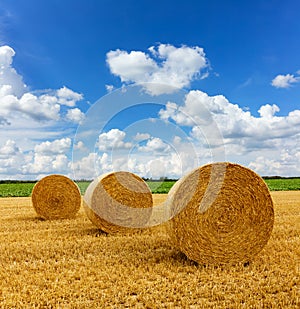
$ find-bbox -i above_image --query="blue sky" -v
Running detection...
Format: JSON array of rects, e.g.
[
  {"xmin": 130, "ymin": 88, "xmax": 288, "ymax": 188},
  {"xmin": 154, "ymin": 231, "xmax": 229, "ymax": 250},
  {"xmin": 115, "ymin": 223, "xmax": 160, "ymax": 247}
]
[{"xmin": 0, "ymin": 0, "xmax": 300, "ymax": 179}]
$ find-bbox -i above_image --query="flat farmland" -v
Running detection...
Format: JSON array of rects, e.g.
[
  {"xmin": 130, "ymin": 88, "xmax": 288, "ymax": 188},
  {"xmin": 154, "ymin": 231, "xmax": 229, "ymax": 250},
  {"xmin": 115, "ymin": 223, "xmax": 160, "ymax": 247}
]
[
  {"xmin": 0, "ymin": 192, "xmax": 299, "ymax": 308},
  {"xmin": 1, "ymin": 177, "xmax": 300, "ymax": 197},
  {"xmin": 0, "ymin": 181, "xmax": 175, "ymax": 197}
]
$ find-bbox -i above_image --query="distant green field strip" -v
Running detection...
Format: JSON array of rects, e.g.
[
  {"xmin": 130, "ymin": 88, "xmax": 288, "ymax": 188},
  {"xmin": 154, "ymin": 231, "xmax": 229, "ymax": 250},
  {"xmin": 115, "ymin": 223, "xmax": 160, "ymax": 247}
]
[
  {"xmin": 0, "ymin": 181, "xmax": 177, "ymax": 197},
  {"xmin": 0, "ymin": 183, "xmax": 35, "ymax": 197},
  {"xmin": 264, "ymin": 178, "xmax": 300, "ymax": 191},
  {"xmin": 146, "ymin": 181, "xmax": 175, "ymax": 193},
  {"xmin": 76, "ymin": 181, "xmax": 175, "ymax": 195},
  {"xmin": 0, "ymin": 179, "xmax": 300, "ymax": 197},
  {"xmin": 75, "ymin": 182, "xmax": 90, "ymax": 195}
]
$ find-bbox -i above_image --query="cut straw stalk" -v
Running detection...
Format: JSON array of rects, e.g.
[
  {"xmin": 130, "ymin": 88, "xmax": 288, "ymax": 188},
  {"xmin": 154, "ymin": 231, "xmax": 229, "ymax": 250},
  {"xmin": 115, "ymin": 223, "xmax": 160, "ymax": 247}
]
[
  {"xmin": 31, "ymin": 174, "xmax": 81, "ymax": 220},
  {"xmin": 167, "ymin": 162, "xmax": 274, "ymax": 264},
  {"xmin": 83, "ymin": 171, "xmax": 153, "ymax": 234}
]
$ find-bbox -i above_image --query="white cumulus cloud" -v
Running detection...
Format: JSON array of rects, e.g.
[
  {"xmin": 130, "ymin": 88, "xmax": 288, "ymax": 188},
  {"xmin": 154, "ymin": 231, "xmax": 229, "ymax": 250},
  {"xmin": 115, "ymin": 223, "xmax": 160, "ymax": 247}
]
[
  {"xmin": 106, "ymin": 43, "xmax": 209, "ymax": 95},
  {"xmin": 0, "ymin": 45, "xmax": 85, "ymax": 125},
  {"xmin": 18, "ymin": 93, "xmax": 61, "ymax": 121},
  {"xmin": 249, "ymin": 148, "xmax": 300, "ymax": 176},
  {"xmin": 0, "ymin": 45, "xmax": 27, "ymax": 97},
  {"xmin": 107, "ymin": 49, "xmax": 157, "ymax": 82},
  {"xmin": 138, "ymin": 137, "xmax": 171, "ymax": 153},
  {"xmin": 159, "ymin": 89, "xmax": 300, "ymax": 154},
  {"xmin": 56, "ymin": 86, "xmax": 83, "ymax": 107},
  {"xmin": 52, "ymin": 154, "xmax": 69, "ymax": 171},
  {"xmin": 22, "ymin": 152, "xmax": 70, "ymax": 177},
  {"xmin": 258, "ymin": 104, "xmax": 280, "ymax": 118},
  {"xmin": 22, "ymin": 138, "xmax": 73, "ymax": 177},
  {"xmin": 73, "ymin": 141, "xmax": 86, "ymax": 152},
  {"xmin": 97, "ymin": 129, "xmax": 132, "ymax": 151},
  {"xmin": 0, "ymin": 139, "xmax": 20, "ymax": 155},
  {"xmin": 127, "ymin": 152, "xmax": 184, "ymax": 180},
  {"xmin": 66, "ymin": 108, "xmax": 85, "ymax": 124},
  {"xmin": 70, "ymin": 152, "xmax": 112, "ymax": 179},
  {"xmin": 134, "ymin": 132, "xmax": 151, "ymax": 141},
  {"xmin": 271, "ymin": 73, "xmax": 300, "ymax": 88},
  {"xmin": 34, "ymin": 137, "xmax": 72, "ymax": 155}
]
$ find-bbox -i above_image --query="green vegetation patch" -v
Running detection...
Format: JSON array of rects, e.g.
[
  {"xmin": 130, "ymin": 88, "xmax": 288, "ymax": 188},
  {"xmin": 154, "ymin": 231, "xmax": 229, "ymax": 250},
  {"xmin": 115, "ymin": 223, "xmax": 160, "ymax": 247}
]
[
  {"xmin": 75, "ymin": 181, "xmax": 91, "ymax": 195},
  {"xmin": 0, "ymin": 183, "xmax": 36, "ymax": 197},
  {"xmin": 146, "ymin": 181, "xmax": 176, "ymax": 194},
  {"xmin": 1, "ymin": 178, "xmax": 300, "ymax": 197},
  {"xmin": 263, "ymin": 178, "xmax": 300, "ymax": 191},
  {"xmin": 76, "ymin": 180, "xmax": 176, "ymax": 195}
]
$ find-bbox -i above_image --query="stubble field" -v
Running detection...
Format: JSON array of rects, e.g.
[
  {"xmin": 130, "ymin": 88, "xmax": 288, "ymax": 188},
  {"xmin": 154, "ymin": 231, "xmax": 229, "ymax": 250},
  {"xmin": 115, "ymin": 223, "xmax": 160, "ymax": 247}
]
[{"xmin": 0, "ymin": 192, "xmax": 299, "ymax": 308}]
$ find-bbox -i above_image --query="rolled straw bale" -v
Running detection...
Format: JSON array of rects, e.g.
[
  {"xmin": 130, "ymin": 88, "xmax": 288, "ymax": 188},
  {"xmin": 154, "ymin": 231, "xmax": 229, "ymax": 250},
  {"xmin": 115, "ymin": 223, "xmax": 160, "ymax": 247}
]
[
  {"xmin": 83, "ymin": 171, "xmax": 153, "ymax": 234},
  {"xmin": 31, "ymin": 174, "xmax": 81, "ymax": 220},
  {"xmin": 166, "ymin": 162, "xmax": 274, "ymax": 264}
]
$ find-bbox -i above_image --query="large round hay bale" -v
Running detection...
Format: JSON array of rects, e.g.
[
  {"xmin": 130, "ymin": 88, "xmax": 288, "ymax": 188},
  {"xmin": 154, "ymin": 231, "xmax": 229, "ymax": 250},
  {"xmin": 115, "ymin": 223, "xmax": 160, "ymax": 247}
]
[
  {"xmin": 31, "ymin": 174, "xmax": 81, "ymax": 220},
  {"xmin": 83, "ymin": 171, "xmax": 153, "ymax": 234},
  {"xmin": 166, "ymin": 162, "xmax": 274, "ymax": 264}
]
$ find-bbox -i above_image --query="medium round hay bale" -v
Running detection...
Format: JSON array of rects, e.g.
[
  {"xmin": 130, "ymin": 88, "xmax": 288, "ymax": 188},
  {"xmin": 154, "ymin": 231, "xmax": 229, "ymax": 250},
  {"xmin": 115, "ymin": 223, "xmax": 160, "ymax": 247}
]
[
  {"xmin": 31, "ymin": 174, "xmax": 81, "ymax": 220},
  {"xmin": 83, "ymin": 171, "xmax": 153, "ymax": 234},
  {"xmin": 167, "ymin": 162, "xmax": 274, "ymax": 264}
]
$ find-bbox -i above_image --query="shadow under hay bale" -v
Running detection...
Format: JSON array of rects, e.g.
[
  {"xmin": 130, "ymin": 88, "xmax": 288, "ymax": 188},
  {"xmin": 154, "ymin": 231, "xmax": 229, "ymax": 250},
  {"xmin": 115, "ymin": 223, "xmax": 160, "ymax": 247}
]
[
  {"xmin": 166, "ymin": 162, "xmax": 274, "ymax": 265},
  {"xmin": 83, "ymin": 171, "xmax": 153, "ymax": 234},
  {"xmin": 31, "ymin": 174, "xmax": 81, "ymax": 220}
]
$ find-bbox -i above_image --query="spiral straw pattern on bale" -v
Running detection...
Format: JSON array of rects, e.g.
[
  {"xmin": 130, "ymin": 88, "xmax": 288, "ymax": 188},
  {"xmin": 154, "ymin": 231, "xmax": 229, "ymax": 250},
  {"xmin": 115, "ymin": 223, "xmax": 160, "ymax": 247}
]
[
  {"xmin": 83, "ymin": 171, "xmax": 153, "ymax": 234},
  {"xmin": 167, "ymin": 162, "xmax": 274, "ymax": 265},
  {"xmin": 31, "ymin": 174, "xmax": 81, "ymax": 220}
]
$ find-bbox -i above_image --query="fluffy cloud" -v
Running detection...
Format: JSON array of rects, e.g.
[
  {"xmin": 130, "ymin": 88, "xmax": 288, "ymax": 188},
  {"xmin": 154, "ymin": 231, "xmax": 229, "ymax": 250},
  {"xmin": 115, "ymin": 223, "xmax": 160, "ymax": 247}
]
[
  {"xmin": 0, "ymin": 45, "xmax": 27, "ymax": 97},
  {"xmin": 0, "ymin": 139, "xmax": 20, "ymax": 155},
  {"xmin": 158, "ymin": 89, "xmax": 300, "ymax": 170},
  {"xmin": 69, "ymin": 87, "xmax": 300, "ymax": 179},
  {"xmin": 0, "ymin": 137, "xmax": 76, "ymax": 178},
  {"xmin": 106, "ymin": 44, "xmax": 209, "ymax": 95},
  {"xmin": 71, "ymin": 131, "xmax": 200, "ymax": 179},
  {"xmin": 0, "ymin": 140, "xmax": 28, "ymax": 179},
  {"xmin": 22, "ymin": 138, "xmax": 73, "ymax": 177},
  {"xmin": 127, "ymin": 152, "xmax": 185, "ymax": 180},
  {"xmin": 134, "ymin": 132, "xmax": 151, "ymax": 141},
  {"xmin": 0, "ymin": 139, "xmax": 28, "ymax": 179},
  {"xmin": 0, "ymin": 45, "xmax": 96, "ymax": 179},
  {"xmin": 271, "ymin": 73, "xmax": 300, "ymax": 88},
  {"xmin": 66, "ymin": 108, "xmax": 85, "ymax": 124},
  {"xmin": 71, "ymin": 152, "xmax": 113, "ymax": 179},
  {"xmin": 138, "ymin": 137, "xmax": 171, "ymax": 153},
  {"xmin": 2, "ymin": 43, "xmax": 300, "ymax": 179},
  {"xmin": 34, "ymin": 138, "xmax": 71, "ymax": 155},
  {"xmin": 107, "ymin": 50, "xmax": 157, "ymax": 82},
  {"xmin": 97, "ymin": 129, "xmax": 132, "ymax": 151},
  {"xmin": 258, "ymin": 104, "xmax": 280, "ymax": 118},
  {"xmin": 160, "ymin": 90, "xmax": 300, "ymax": 142},
  {"xmin": 17, "ymin": 93, "xmax": 60, "ymax": 121},
  {"xmin": 71, "ymin": 152, "xmax": 97, "ymax": 179},
  {"xmin": 249, "ymin": 148, "xmax": 300, "ymax": 176},
  {"xmin": 73, "ymin": 141, "xmax": 87, "ymax": 152},
  {"xmin": 52, "ymin": 154, "xmax": 69, "ymax": 170},
  {"xmin": 24, "ymin": 153, "xmax": 55, "ymax": 175},
  {"xmin": 0, "ymin": 88, "xmax": 83, "ymax": 123},
  {"xmin": 56, "ymin": 86, "xmax": 83, "ymax": 107},
  {"xmin": 0, "ymin": 45, "xmax": 84, "ymax": 125}
]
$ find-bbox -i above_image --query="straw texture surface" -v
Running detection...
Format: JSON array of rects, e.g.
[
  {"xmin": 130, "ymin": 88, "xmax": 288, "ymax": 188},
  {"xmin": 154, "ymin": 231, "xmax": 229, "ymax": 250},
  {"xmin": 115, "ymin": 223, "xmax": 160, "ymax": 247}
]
[
  {"xmin": 83, "ymin": 171, "xmax": 153, "ymax": 234},
  {"xmin": 31, "ymin": 174, "xmax": 81, "ymax": 220},
  {"xmin": 167, "ymin": 162, "xmax": 274, "ymax": 264}
]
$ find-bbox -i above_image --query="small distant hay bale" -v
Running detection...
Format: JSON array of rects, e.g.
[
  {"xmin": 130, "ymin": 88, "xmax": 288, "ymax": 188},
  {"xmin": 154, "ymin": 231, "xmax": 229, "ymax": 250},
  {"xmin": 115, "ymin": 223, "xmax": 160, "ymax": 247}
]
[
  {"xmin": 83, "ymin": 171, "xmax": 153, "ymax": 234},
  {"xmin": 31, "ymin": 174, "xmax": 81, "ymax": 220},
  {"xmin": 166, "ymin": 162, "xmax": 274, "ymax": 264}
]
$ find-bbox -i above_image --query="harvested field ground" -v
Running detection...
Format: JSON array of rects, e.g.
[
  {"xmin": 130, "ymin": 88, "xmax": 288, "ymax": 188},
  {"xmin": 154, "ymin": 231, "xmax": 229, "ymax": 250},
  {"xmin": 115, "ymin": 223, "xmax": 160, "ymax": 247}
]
[{"xmin": 0, "ymin": 192, "xmax": 299, "ymax": 308}]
